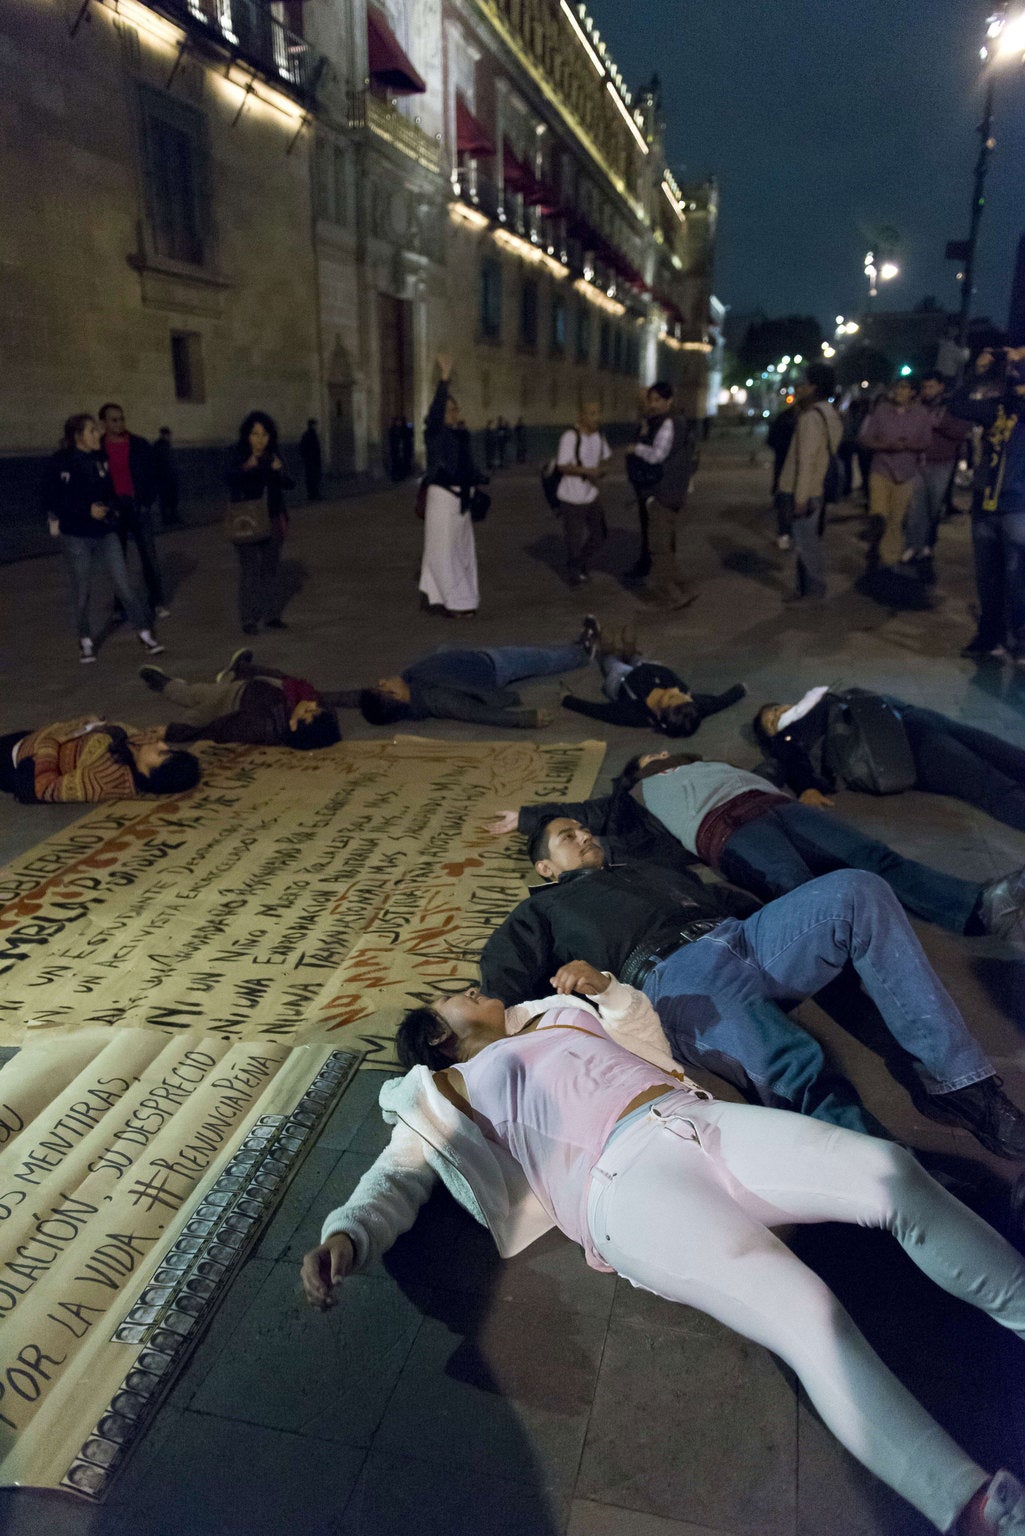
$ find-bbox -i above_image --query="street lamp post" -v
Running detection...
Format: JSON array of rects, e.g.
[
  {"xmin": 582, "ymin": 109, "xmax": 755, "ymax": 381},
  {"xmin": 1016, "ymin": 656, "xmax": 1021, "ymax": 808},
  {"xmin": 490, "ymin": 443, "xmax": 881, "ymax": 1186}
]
[{"xmin": 951, "ymin": 5, "xmax": 1025, "ymax": 346}]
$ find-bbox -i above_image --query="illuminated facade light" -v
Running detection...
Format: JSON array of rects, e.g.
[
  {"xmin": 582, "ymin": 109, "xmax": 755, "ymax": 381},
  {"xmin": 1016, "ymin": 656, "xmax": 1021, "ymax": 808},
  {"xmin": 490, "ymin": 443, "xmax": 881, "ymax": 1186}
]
[
  {"xmin": 494, "ymin": 225, "xmax": 569, "ymax": 278},
  {"xmin": 661, "ymin": 179, "xmax": 686, "ymax": 223},
  {"xmin": 574, "ymin": 277, "xmax": 626, "ymax": 315},
  {"xmin": 222, "ymin": 64, "xmax": 306, "ymax": 121},
  {"xmin": 109, "ymin": 0, "xmax": 185, "ymax": 48},
  {"xmin": 449, "ymin": 202, "xmax": 490, "ymax": 230},
  {"xmin": 606, "ymin": 80, "xmax": 649, "ymax": 154},
  {"xmin": 560, "ymin": 0, "xmax": 606, "ymax": 75}
]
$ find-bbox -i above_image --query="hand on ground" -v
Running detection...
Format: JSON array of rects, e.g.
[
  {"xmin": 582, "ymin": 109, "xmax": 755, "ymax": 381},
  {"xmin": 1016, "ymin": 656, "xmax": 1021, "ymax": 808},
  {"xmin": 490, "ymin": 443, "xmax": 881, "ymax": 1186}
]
[
  {"xmin": 799, "ymin": 788, "xmax": 834, "ymax": 808},
  {"xmin": 300, "ymin": 1232, "xmax": 355, "ymax": 1309},
  {"xmin": 484, "ymin": 810, "xmax": 518, "ymax": 835}
]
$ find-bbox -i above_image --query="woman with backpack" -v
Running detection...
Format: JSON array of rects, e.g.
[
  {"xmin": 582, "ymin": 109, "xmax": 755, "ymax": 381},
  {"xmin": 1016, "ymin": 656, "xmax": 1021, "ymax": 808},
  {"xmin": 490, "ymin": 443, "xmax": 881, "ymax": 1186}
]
[{"xmin": 776, "ymin": 362, "xmax": 842, "ymax": 604}]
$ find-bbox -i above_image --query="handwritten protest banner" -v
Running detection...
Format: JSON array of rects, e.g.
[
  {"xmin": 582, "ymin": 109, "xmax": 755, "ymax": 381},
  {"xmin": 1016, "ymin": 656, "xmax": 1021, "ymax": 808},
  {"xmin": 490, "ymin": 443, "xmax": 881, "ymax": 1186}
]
[
  {"xmin": 0, "ymin": 738, "xmax": 602, "ymax": 1060},
  {"xmin": 0, "ymin": 1025, "xmax": 353, "ymax": 1491}
]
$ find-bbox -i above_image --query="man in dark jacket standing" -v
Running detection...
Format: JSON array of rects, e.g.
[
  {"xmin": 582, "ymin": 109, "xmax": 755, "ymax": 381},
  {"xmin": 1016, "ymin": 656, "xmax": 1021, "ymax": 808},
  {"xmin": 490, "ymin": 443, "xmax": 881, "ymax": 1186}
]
[
  {"xmin": 626, "ymin": 382, "xmax": 696, "ymax": 608},
  {"xmin": 99, "ymin": 403, "xmax": 167, "ymax": 618},
  {"xmin": 951, "ymin": 347, "xmax": 1025, "ymax": 663},
  {"xmin": 299, "ymin": 419, "xmax": 323, "ymax": 500},
  {"xmin": 477, "ymin": 819, "xmax": 1025, "ymax": 1156},
  {"xmin": 903, "ymin": 373, "xmax": 970, "ymax": 577}
]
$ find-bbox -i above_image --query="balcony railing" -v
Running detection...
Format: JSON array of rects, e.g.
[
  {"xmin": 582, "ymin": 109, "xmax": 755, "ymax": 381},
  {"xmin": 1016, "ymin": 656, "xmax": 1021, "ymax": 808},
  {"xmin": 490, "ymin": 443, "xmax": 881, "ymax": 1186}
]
[
  {"xmin": 347, "ymin": 89, "xmax": 442, "ymax": 175},
  {"xmin": 155, "ymin": 0, "xmax": 318, "ymax": 98}
]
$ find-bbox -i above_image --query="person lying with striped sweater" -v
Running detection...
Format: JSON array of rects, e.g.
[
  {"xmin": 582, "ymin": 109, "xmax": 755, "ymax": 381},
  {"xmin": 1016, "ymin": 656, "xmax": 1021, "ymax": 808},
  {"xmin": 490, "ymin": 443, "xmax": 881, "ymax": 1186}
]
[{"xmin": 0, "ymin": 717, "xmax": 200, "ymax": 803}]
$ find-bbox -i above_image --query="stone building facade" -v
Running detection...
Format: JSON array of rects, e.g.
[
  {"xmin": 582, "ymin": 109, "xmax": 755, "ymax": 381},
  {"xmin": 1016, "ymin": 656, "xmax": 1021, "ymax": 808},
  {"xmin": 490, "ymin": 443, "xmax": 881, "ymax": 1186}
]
[{"xmin": 0, "ymin": 0, "xmax": 719, "ymax": 541}]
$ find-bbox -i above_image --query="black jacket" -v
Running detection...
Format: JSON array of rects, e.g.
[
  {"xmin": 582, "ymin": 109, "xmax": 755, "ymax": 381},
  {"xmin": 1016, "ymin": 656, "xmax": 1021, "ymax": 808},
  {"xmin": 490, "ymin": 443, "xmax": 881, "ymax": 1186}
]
[
  {"xmin": 226, "ymin": 453, "xmax": 294, "ymax": 529},
  {"xmin": 41, "ymin": 449, "xmax": 117, "ymax": 540},
  {"xmin": 479, "ymin": 860, "xmax": 756, "ymax": 1005},
  {"xmin": 516, "ymin": 778, "xmax": 697, "ymax": 872},
  {"xmin": 758, "ymin": 697, "xmax": 835, "ymax": 796},
  {"xmin": 423, "ymin": 382, "xmax": 483, "ymax": 502},
  {"xmin": 563, "ymin": 665, "xmax": 745, "ymax": 734}
]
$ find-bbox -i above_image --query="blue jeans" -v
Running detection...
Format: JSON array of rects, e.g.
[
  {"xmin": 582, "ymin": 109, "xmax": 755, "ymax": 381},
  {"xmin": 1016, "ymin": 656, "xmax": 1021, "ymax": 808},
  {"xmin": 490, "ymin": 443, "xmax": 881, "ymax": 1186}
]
[
  {"xmin": 644, "ymin": 871, "xmax": 992, "ymax": 1132},
  {"xmin": 480, "ymin": 643, "xmax": 590, "ymax": 689},
  {"xmin": 62, "ymin": 532, "xmax": 147, "ymax": 637},
  {"xmin": 886, "ymin": 701, "xmax": 1025, "ymax": 834},
  {"xmin": 905, "ymin": 462, "xmax": 953, "ymax": 553},
  {"xmin": 970, "ymin": 508, "xmax": 1025, "ymax": 654},
  {"xmin": 719, "ymin": 801, "xmax": 981, "ymax": 934}
]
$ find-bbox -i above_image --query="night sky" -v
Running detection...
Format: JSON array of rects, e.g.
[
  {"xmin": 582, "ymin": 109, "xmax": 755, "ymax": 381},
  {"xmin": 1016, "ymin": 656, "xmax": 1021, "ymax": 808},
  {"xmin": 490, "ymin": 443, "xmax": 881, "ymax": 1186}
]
[{"xmin": 586, "ymin": 0, "xmax": 1025, "ymax": 330}]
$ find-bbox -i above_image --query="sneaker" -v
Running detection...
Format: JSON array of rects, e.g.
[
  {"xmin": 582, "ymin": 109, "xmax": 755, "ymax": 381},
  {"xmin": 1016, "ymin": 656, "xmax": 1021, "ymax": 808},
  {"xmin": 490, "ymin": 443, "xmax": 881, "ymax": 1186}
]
[
  {"xmin": 139, "ymin": 665, "xmax": 170, "ymax": 692},
  {"xmin": 137, "ymin": 630, "xmax": 165, "ymax": 656},
  {"xmin": 978, "ymin": 866, "xmax": 1025, "ymax": 944},
  {"xmin": 978, "ymin": 1469, "xmax": 1025, "ymax": 1533},
  {"xmin": 154, "ymin": 605, "xmax": 171, "ymax": 619},
  {"xmin": 578, "ymin": 614, "xmax": 602, "ymax": 660},
  {"xmin": 926, "ymin": 1077, "xmax": 1025, "ymax": 1160},
  {"xmin": 216, "ymin": 648, "xmax": 253, "ymax": 683},
  {"xmin": 79, "ymin": 638, "xmax": 96, "ymax": 664},
  {"xmin": 775, "ymin": 534, "xmax": 793, "ymax": 551}
]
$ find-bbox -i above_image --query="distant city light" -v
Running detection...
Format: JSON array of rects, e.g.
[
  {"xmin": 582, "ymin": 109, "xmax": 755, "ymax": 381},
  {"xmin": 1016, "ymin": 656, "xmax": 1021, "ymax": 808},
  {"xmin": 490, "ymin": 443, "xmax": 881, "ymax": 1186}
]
[
  {"xmin": 899, "ymin": 363, "xmax": 913, "ymax": 376},
  {"xmin": 879, "ymin": 261, "xmax": 900, "ymax": 282},
  {"xmin": 793, "ymin": 354, "xmax": 803, "ymax": 364},
  {"xmin": 996, "ymin": 12, "xmax": 1025, "ymax": 58},
  {"xmin": 835, "ymin": 315, "xmax": 845, "ymax": 326},
  {"xmin": 745, "ymin": 378, "xmax": 754, "ymax": 387},
  {"xmin": 762, "ymin": 410, "xmax": 770, "ymax": 418},
  {"xmin": 781, "ymin": 355, "xmax": 791, "ymax": 366},
  {"xmin": 861, "ymin": 379, "xmax": 869, "ymax": 388}
]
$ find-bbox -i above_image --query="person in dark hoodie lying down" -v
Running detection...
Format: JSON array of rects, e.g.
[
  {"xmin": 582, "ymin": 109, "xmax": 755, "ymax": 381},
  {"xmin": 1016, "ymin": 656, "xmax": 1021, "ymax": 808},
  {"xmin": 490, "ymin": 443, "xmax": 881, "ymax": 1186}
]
[
  {"xmin": 139, "ymin": 649, "xmax": 341, "ymax": 750},
  {"xmin": 561, "ymin": 627, "xmax": 745, "ymax": 736},
  {"xmin": 754, "ymin": 687, "xmax": 1025, "ymax": 831},
  {"xmin": 347, "ymin": 619, "xmax": 600, "ymax": 729}
]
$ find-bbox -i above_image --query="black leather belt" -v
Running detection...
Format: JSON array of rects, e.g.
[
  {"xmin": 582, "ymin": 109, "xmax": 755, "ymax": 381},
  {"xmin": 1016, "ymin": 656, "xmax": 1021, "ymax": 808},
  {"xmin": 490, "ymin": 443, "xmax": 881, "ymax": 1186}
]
[{"xmin": 620, "ymin": 917, "xmax": 724, "ymax": 989}]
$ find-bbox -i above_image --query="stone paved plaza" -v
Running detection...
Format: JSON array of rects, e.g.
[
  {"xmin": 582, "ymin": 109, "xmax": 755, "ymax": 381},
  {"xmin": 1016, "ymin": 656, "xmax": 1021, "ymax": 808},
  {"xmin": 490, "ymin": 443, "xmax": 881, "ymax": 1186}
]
[{"xmin": 1, "ymin": 433, "xmax": 1024, "ymax": 1535}]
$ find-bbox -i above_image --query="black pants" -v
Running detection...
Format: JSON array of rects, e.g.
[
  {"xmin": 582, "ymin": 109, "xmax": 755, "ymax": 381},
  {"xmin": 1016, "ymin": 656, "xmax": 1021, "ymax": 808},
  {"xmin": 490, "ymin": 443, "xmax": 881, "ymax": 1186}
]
[
  {"xmin": 236, "ymin": 536, "xmax": 282, "ymax": 628},
  {"xmin": 557, "ymin": 498, "xmax": 607, "ymax": 578},
  {"xmin": 0, "ymin": 732, "xmax": 31, "ymax": 797},
  {"xmin": 893, "ymin": 702, "xmax": 1025, "ymax": 832},
  {"xmin": 115, "ymin": 499, "xmax": 165, "ymax": 609}
]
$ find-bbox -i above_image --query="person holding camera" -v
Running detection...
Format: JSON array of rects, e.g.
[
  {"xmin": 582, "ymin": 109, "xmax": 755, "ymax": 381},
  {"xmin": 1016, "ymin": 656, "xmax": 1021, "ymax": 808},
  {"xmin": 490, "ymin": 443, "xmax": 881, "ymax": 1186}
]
[
  {"xmin": 952, "ymin": 347, "xmax": 1025, "ymax": 664},
  {"xmin": 41, "ymin": 414, "xmax": 162, "ymax": 664}
]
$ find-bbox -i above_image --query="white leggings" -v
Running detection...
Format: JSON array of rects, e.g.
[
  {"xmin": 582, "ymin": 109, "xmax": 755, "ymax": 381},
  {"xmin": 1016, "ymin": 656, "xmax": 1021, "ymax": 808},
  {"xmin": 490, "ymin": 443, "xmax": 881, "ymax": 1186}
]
[{"xmin": 587, "ymin": 1094, "xmax": 1025, "ymax": 1533}]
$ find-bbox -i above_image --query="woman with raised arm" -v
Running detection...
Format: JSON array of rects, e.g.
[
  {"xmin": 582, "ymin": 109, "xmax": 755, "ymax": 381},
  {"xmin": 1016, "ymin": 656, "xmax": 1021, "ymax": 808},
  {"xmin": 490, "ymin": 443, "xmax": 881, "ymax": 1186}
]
[
  {"xmin": 418, "ymin": 353, "xmax": 486, "ymax": 618},
  {"xmin": 303, "ymin": 963, "xmax": 1025, "ymax": 1536}
]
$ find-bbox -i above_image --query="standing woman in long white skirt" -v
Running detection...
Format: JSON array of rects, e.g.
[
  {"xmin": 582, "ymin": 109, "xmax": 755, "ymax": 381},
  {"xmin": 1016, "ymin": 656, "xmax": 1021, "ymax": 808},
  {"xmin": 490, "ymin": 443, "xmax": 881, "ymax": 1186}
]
[{"xmin": 419, "ymin": 353, "xmax": 485, "ymax": 619}]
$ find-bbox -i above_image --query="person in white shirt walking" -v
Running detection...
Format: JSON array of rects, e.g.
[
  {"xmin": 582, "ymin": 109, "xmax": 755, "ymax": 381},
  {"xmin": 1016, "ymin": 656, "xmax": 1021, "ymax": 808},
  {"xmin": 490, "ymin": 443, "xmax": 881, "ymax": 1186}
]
[{"xmin": 554, "ymin": 402, "xmax": 611, "ymax": 587}]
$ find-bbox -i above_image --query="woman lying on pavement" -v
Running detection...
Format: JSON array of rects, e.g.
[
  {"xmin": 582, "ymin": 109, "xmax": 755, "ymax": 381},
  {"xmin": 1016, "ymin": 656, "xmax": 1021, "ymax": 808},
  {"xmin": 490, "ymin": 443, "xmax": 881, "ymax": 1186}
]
[{"xmin": 302, "ymin": 962, "xmax": 1025, "ymax": 1536}]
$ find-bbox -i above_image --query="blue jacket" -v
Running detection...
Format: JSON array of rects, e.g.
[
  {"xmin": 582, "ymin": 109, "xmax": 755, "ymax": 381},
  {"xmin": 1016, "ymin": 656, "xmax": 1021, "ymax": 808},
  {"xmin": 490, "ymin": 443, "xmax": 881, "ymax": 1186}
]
[{"xmin": 951, "ymin": 380, "xmax": 1025, "ymax": 514}]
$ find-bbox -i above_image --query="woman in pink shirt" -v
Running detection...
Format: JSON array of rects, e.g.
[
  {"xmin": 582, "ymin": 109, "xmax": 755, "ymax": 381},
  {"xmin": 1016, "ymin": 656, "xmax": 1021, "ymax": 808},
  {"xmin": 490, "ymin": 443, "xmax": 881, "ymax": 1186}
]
[{"xmin": 304, "ymin": 963, "xmax": 1025, "ymax": 1536}]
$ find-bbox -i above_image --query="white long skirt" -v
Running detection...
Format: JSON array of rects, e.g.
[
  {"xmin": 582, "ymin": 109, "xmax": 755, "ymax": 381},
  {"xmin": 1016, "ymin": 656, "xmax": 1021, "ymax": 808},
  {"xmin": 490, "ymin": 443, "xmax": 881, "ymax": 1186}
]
[{"xmin": 419, "ymin": 484, "xmax": 479, "ymax": 612}]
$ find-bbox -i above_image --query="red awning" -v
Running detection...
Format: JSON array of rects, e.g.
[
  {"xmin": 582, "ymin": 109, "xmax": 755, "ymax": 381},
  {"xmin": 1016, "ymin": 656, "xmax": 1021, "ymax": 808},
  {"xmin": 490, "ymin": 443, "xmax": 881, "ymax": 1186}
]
[
  {"xmin": 367, "ymin": 6, "xmax": 426, "ymax": 95},
  {"xmin": 503, "ymin": 141, "xmax": 535, "ymax": 194},
  {"xmin": 456, "ymin": 96, "xmax": 494, "ymax": 157}
]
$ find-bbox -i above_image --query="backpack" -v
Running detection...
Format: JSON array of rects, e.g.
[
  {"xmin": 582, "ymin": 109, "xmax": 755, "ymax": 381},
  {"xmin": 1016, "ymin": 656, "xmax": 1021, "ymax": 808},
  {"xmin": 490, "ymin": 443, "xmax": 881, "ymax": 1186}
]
[
  {"xmin": 541, "ymin": 429, "xmax": 580, "ymax": 511},
  {"xmin": 825, "ymin": 689, "xmax": 916, "ymax": 795}
]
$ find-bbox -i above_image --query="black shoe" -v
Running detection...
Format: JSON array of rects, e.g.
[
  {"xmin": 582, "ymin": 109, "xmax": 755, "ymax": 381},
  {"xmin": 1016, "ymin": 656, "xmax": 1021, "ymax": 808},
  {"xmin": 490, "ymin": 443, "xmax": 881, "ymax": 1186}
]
[
  {"xmin": 578, "ymin": 614, "xmax": 602, "ymax": 659},
  {"xmin": 265, "ymin": 618, "xmax": 287, "ymax": 630},
  {"xmin": 138, "ymin": 665, "xmax": 170, "ymax": 692},
  {"xmin": 978, "ymin": 866, "xmax": 1025, "ymax": 943},
  {"xmin": 926, "ymin": 1077, "xmax": 1025, "ymax": 1159}
]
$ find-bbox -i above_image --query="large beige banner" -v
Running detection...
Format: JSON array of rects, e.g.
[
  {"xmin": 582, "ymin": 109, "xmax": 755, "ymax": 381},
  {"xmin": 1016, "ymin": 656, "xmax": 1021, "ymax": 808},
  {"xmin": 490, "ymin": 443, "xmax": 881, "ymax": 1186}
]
[
  {"xmin": 0, "ymin": 1025, "xmax": 355, "ymax": 1492},
  {"xmin": 0, "ymin": 739, "xmax": 603, "ymax": 1060}
]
